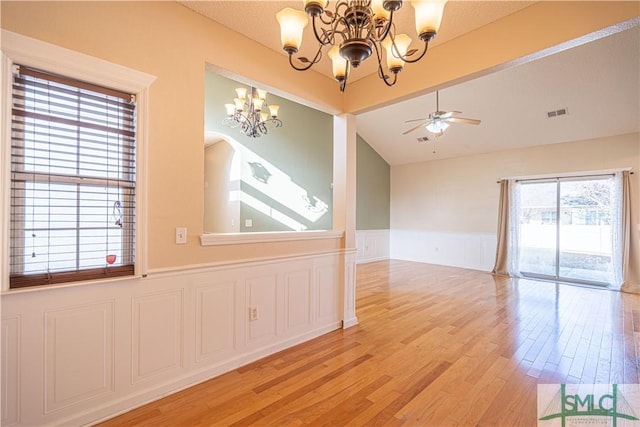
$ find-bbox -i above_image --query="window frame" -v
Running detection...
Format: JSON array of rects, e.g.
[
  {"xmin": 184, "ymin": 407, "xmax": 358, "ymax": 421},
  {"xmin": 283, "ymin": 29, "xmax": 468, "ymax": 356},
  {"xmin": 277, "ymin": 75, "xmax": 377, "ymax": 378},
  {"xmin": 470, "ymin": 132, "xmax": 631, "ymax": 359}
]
[{"xmin": 1, "ymin": 30, "xmax": 155, "ymax": 291}]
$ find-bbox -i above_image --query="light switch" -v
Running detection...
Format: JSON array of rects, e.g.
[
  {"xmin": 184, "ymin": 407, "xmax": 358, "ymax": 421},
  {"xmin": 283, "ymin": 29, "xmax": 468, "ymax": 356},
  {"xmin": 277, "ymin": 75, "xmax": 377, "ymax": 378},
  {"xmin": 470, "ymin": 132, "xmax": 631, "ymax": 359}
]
[
  {"xmin": 176, "ymin": 227, "xmax": 187, "ymax": 244},
  {"xmin": 245, "ymin": 219, "xmax": 253, "ymax": 227}
]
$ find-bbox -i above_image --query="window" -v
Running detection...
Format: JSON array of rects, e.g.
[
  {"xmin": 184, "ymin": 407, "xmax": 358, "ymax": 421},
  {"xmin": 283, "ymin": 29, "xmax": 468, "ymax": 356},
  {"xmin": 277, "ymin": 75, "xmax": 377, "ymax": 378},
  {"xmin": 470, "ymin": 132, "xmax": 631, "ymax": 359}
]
[
  {"xmin": 516, "ymin": 175, "xmax": 619, "ymax": 286},
  {"xmin": 9, "ymin": 65, "xmax": 136, "ymax": 288}
]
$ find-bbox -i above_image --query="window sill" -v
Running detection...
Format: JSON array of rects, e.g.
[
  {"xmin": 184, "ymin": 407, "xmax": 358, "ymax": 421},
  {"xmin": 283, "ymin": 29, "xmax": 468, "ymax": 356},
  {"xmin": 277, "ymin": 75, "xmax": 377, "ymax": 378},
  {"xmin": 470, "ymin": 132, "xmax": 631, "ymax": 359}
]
[
  {"xmin": 1, "ymin": 273, "xmax": 143, "ymax": 295},
  {"xmin": 200, "ymin": 230, "xmax": 343, "ymax": 246}
]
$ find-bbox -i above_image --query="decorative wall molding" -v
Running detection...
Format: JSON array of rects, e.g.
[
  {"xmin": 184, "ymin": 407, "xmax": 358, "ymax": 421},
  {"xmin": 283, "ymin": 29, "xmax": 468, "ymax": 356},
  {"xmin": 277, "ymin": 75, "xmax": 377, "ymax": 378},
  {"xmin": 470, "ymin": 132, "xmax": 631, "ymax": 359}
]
[
  {"xmin": 44, "ymin": 302, "xmax": 115, "ymax": 413},
  {"xmin": 342, "ymin": 250, "xmax": 358, "ymax": 328},
  {"xmin": 391, "ymin": 229, "xmax": 497, "ymax": 272},
  {"xmin": 132, "ymin": 291, "xmax": 184, "ymax": 383},
  {"xmin": 0, "ymin": 251, "xmax": 345, "ymax": 426},
  {"xmin": 1, "ymin": 316, "xmax": 21, "ymax": 426},
  {"xmin": 194, "ymin": 281, "xmax": 237, "ymax": 364},
  {"xmin": 355, "ymin": 229, "xmax": 390, "ymax": 264},
  {"xmin": 200, "ymin": 230, "xmax": 343, "ymax": 246}
]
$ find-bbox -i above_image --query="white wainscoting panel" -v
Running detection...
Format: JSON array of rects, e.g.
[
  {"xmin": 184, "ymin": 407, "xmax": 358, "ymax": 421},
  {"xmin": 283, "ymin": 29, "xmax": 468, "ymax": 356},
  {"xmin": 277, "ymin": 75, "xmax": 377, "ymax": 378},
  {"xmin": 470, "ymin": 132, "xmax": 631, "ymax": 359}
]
[
  {"xmin": 341, "ymin": 250, "xmax": 358, "ymax": 328},
  {"xmin": 132, "ymin": 290, "xmax": 184, "ymax": 382},
  {"xmin": 356, "ymin": 229, "xmax": 390, "ymax": 264},
  {"xmin": 390, "ymin": 229, "xmax": 497, "ymax": 271},
  {"xmin": 284, "ymin": 269, "xmax": 312, "ymax": 333},
  {"xmin": 0, "ymin": 250, "xmax": 346, "ymax": 426},
  {"xmin": 315, "ymin": 257, "xmax": 341, "ymax": 325},
  {"xmin": 44, "ymin": 301, "xmax": 115, "ymax": 413},
  {"xmin": 195, "ymin": 281, "xmax": 236, "ymax": 363},
  {"xmin": 1, "ymin": 316, "xmax": 21, "ymax": 426},
  {"xmin": 245, "ymin": 274, "xmax": 278, "ymax": 346}
]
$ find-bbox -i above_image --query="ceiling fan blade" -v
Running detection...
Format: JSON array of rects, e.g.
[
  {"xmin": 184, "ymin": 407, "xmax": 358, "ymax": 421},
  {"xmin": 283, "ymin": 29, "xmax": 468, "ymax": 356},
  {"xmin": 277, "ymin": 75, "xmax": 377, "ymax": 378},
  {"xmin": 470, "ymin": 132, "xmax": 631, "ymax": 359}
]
[
  {"xmin": 404, "ymin": 117, "xmax": 429, "ymax": 123},
  {"xmin": 402, "ymin": 121, "xmax": 428, "ymax": 135},
  {"xmin": 440, "ymin": 111, "xmax": 462, "ymax": 119},
  {"xmin": 445, "ymin": 117, "xmax": 481, "ymax": 125}
]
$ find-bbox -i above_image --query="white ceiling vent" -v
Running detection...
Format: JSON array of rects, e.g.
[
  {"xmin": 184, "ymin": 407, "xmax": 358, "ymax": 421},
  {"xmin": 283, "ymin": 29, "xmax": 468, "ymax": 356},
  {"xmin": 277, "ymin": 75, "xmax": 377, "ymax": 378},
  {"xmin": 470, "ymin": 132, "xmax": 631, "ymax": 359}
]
[{"xmin": 547, "ymin": 108, "xmax": 568, "ymax": 118}]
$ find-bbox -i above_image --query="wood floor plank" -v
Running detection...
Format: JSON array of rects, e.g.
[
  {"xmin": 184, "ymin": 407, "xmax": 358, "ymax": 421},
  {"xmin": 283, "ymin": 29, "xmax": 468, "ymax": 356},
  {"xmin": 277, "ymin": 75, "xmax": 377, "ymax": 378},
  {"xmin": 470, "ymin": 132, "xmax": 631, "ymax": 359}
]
[{"xmin": 97, "ymin": 260, "xmax": 640, "ymax": 427}]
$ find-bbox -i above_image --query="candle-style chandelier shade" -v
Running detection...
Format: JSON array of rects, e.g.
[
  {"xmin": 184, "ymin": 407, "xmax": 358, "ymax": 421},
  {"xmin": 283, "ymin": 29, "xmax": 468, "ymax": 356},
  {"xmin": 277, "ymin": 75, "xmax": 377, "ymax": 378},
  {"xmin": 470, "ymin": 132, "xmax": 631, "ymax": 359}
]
[
  {"xmin": 276, "ymin": 0, "xmax": 448, "ymax": 92},
  {"xmin": 223, "ymin": 87, "xmax": 282, "ymax": 138}
]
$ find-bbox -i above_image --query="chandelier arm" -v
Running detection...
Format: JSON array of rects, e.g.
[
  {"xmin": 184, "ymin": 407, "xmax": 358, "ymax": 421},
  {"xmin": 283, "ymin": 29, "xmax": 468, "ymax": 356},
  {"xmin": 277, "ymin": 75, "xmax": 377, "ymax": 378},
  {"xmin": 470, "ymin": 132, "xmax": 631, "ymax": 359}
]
[
  {"xmin": 399, "ymin": 39, "xmax": 430, "ymax": 64},
  {"xmin": 241, "ymin": 121, "xmax": 251, "ymax": 135},
  {"xmin": 334, "ymin": 1, "xmax": 350, "ymax": 19},
  {"xmin": 373, "ymin": 40, "xmax": 398, "ymax": 87},
  {"xmin": 287, "ymin": 46, "xmax": 324, "ymax": 71},
  {"xmin": 317, "ymin": 13, "xmax": 334, "ymax": 25},
  {"xmin": 339, "ymin": 78, "xmax": 347, "ymax": 92},
  {"xmin": 339, "ymin": 62, "xmax": 350, "ymax": 92},
  {"xmin": 374, "ymin": 9, "xmax": 396, "ymax": 43},
  {"xmin": 331, "ymin": 14, "xmax": 351, "ymax": 44},
  {"xmin": 269, "ymin": 118, "xmax": 283, "ymax": 128},
  {"xmin": 379, "ymin": 70, "xmax": 398, "ymax": 87},
  {"xmin": 222, "ymin": 117, "xmax": 240, "ymax": 129},
  {"xmin": 312, "ymin": 14, "xmax": 337, "ymax": 45}
]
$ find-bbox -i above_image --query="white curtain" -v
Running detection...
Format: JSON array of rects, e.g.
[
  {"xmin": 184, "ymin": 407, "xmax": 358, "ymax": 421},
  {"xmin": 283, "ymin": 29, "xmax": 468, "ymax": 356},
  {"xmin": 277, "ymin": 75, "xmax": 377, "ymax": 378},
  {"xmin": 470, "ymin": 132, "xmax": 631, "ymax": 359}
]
[
  {"xmin": 507, "ymin": 179, "xmax": 521, "ymax": 277},
  {"xmin": 610, "ymin": 171, "xmax": 633, "ymax": 291}
]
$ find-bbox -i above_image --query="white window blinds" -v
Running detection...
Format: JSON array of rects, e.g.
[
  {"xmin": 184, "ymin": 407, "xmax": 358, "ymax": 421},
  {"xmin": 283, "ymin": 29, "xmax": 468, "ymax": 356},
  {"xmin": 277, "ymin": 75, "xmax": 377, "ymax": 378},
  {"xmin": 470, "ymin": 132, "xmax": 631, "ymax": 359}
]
[{"xmin": 10, "ymin": 65, "xmax": 136, "ymax": 288}]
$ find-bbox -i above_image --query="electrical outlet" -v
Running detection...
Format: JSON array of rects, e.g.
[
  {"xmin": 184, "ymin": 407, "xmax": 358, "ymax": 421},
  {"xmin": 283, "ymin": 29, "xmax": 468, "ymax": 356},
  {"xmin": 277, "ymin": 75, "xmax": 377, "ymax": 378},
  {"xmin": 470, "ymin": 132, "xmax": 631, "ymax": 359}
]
[{"xmin": 249, "ymin": 306, "xmax": 258, "ymax": 321}]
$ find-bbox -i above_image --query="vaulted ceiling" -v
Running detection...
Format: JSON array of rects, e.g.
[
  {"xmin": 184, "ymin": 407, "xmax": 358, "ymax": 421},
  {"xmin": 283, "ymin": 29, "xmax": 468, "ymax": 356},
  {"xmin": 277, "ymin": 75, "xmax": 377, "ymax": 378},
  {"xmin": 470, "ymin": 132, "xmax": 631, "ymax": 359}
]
[{"xmin": 181, "ymin": 1, "xmax": 639, "ymax": 165}]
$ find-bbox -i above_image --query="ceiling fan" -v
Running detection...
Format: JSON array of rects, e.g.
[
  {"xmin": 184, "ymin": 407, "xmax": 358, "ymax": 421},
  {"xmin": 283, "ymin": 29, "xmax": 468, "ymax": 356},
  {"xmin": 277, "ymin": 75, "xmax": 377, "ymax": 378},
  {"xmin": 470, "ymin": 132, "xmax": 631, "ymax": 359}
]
[{"xmin": 403, "ymin": 91, "xmax": 481, "ymax": 137}]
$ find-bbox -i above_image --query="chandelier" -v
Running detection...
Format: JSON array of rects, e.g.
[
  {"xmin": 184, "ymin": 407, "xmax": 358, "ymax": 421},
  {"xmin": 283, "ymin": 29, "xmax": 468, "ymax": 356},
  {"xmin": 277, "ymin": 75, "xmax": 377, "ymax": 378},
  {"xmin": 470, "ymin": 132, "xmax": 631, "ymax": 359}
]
[
  {"xmin": 276, "ymin": 0, "xmax": 448, "ymax": 92},
  {"xmin": 223, "ymin": 87, "xmax": 282, "ymax": 138}
]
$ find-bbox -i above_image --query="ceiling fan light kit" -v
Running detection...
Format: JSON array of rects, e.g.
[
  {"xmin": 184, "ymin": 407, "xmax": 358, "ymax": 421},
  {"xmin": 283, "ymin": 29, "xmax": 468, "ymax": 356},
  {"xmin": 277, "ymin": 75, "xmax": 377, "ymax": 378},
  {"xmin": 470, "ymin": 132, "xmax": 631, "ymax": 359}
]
[
  {"xmin": 403, "ymin": 90, "xmax": 481, "ymax": 136},
  {"xmin": 276, "ymin": 0, "xmax": 448, "ymax": 92}
]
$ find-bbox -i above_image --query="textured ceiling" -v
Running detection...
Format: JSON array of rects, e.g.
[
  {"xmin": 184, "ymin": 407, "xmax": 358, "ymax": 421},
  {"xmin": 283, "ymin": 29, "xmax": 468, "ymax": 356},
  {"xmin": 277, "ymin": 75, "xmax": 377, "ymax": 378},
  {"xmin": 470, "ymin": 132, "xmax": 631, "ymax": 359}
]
[
  {"xmin": 180, "ymin": 1, "xmax": 639, "ymax": 165},
  {"xmin": 180, "ymin": 0, "xmax": 534, "ymax": 81},
  {"xmin": 357, "ymin": 25, "xmax": 640, "ymax": 164}
]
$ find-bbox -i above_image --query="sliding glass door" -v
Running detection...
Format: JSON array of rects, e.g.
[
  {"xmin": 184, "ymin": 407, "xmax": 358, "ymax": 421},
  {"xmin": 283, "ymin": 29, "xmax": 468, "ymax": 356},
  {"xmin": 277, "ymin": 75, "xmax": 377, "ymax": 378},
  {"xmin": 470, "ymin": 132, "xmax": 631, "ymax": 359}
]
[{"xmin": 518, "ymin": 176, "xmax": 614, "ymax": 285}]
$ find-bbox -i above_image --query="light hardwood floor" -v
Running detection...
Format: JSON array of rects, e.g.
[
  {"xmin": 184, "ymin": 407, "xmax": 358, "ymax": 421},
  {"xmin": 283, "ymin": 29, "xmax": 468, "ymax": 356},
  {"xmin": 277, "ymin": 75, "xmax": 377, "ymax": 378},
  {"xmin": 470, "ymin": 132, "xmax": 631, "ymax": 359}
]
[{"xmin": 97, "ymin": 260, "xmax": 640, "ymax": 426}]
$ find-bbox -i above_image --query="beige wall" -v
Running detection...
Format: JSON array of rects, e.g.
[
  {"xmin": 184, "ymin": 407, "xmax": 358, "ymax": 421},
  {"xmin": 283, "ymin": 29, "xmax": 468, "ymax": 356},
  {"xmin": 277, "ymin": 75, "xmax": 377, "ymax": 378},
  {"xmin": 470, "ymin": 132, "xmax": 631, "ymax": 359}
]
[
  {"xmin": 391, "ymin": 132, "xmax": 640, "ymax": 286},
  {"xmin": 1, "ymin": 1, "xmax": 344, "ymax": 270},
  {"xmin": 2, "ymin": 1, "xmax": 636, "ymax": 271}
]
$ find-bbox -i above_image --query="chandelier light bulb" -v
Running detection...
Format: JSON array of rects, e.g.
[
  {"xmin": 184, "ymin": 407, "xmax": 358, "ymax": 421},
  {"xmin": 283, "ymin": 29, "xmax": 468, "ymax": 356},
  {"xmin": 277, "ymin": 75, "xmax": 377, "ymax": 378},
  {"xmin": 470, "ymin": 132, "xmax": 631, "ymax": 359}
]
[
  {"xmin": 276, "ymin": 8, "xmax": 308, "ymax": 54},
  {"xmin": 268, "ymin": 104, "xmax": 280, "ymax": 118},
  {"xmin": 235, "ymin": 87, "xmax": 247, "ymax": 100},
  {"xmin": 256, "ymin": 88, "xmax": 267, "ymax": 100},
  {"xmin": 328, "ymin": 45, "xmax": 348, "ymax": 81},
  {"xmin": 382, "ymin": 34, "xmax": 412, "ymax": 72},
  {"xmin": 224, "ymin": 103, "xmax": 236, "ymax": 116},
  {"xmin": 371, "ymin": 0, "xmax": 391, "ymax": 21},
  {"xmin": 252, "ymin": 97, "xmax": 264, "ymax": 111},
  {"xmin": 233, "ymin": 98, "xmax": 245, "ymax": 112},
  {"xmin": 412, "ymin": 0, "xmax": 448, "ymax": 41}
]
